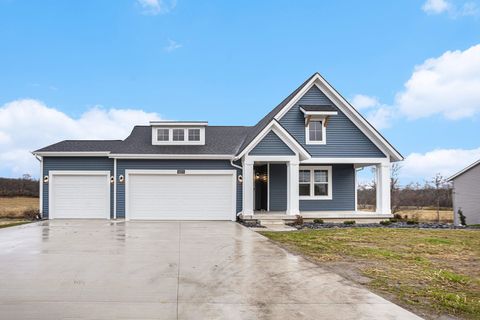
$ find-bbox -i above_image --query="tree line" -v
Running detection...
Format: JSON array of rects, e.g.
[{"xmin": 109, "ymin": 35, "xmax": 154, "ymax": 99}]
[
  {"xmin": 0, "ymin": 175, "xmax": 39, "ymax": 197},
  {"xmin": 358, "ymin": 164, "xmax": 453, "ymax": 212}
]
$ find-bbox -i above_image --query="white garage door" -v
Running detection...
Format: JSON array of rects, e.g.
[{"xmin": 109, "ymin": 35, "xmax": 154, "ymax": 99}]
[
  {"xmin": 49, "ymin": 171, "xmax": 110, "ymax": 219},
  {"xmin": 126, "ymin": 170, "xmax": 236, "ymax": 221}
]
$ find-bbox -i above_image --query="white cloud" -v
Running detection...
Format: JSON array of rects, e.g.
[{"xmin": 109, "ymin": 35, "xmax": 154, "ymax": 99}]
[
  {"xmin": 351, "ymin": 94, "xmax": 379, "ymax": 110},
  {"xmin": 365, "ymin": 107, "xmax": 395, "ymax": 130},
  {"xmin": 136, "ymin": 0, "xmax": 177, "ymax": 15},
  {"xmin": 396, "ymin": 44, "xmax": 480, "ymax": 120},
  {"xmin": 0, "ymin": 99, "xmax": 161, "ymax": 178},
  {"xmin": 422, "ymin": 0, "xmax": 479, "ymax": 16},
  {"xmin": 164, "ymin": 39, "xmax": 182, "ymax": 52},
  {"xmin": 401, "ymin": 148, "xmax": 480, "ymax": 182},
  {"xmin": 422, "ymin": 0, "xmax": 451, "ymax": 14}
]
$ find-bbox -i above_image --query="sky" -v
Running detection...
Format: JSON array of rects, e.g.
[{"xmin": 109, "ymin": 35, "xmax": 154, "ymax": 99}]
[{"xmin": 0, "ymin": 0, "xmax": 479, "ymax": 185}]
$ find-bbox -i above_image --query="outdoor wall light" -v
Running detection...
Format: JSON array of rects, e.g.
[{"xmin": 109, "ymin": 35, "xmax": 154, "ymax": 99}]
[
  {"xmin": 119, "ymin": 175, "xmax": 125, "ymax": 183},
  {"xmin": 238, "ymin": 175, "xmax": 243, "ymax": 183},
  {"xmin": 43, "ymin": 176, "xmax": 49, "ymax": 183},
  {"xmin": 110, "ymin": 176, "xmax": 115, "ymax": 184}
]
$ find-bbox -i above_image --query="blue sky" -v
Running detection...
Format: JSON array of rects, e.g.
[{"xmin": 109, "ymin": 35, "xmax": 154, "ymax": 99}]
[{"xmin": 0, "ymin": 0, "xmax": 479, "ymax": 183}]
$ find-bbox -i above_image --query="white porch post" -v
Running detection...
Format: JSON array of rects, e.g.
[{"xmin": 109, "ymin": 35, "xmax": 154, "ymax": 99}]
[
  {"xmin": 243, "ymin": 158, "xmax": 254, "ymax": 215},
  {"xmin": 376, "ymin": 163, "xmax": 391, "ymax": 215},
  {"xmin": 286, "ymin": 160, "xmax": 300, "ymax": 215}
]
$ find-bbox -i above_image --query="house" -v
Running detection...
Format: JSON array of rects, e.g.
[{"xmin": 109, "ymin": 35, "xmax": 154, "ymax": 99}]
[
  {"xmin": 32, "ymin": 73, "xmax": 403, "ymax": 222},
  {"xmin": 448, "ymin": 160, "xmax": 480, "ymax": 226}
]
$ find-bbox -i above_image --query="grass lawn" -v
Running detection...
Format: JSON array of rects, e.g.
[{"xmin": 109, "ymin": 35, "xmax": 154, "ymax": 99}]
[
  {"xmin": 0, "ymin": 219, "xmax": 31, "ymax": 229},
  {"xmin": 261, "ymin": 228, "xmax": 480, "ymax": 319}
]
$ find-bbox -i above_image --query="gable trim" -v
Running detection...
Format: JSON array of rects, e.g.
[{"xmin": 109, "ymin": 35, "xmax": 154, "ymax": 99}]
[
  {"xmin": 235, "ymin": 120, "xmax": 310, "ymax": 161},
  {"xmin": 448, "ymin": 159, "xmax": 480, "ymax": 181},
  {"xmin": 273, "ymin": 74, "xmax": 403, "ymax": 162}
]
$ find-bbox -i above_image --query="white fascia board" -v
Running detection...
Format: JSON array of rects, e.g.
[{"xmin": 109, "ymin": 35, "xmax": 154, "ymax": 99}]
[
  {"xmin": 274, "ymin": 74, "xmax": 403, "ymax": 162},
  {"xmin": 234, "ymin": 120, "xmax": 310, "ymax": 161},
  {"xmin": 448, "ymin": 159, "xmax": 480, "ymax": 181},
  {"xmin": 301, "ymin": 157, "xmax": 390, "ymax": 165},
  {"xmin": 299, "ymin": 107, "xmax": 338, "ymax": 116},
  {"xmin": 109, "ymin": 154, "xmax": 234, "ymax": 160},
  {"xmin": 32, "ymin": 151, "xmax": 111, "ymax": 157},
  {"xmin": 150, "ymin": 121, "xmax": 208, "ymax": 126}
]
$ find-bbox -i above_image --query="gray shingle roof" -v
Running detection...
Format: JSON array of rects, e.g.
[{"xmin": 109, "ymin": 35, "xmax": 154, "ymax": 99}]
[{"xmin": 34, "ymin": 140, "xmax": 122, "ymax": 153}]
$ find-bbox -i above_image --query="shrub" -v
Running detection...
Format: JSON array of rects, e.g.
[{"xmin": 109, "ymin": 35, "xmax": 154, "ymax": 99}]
[
  {"xmin": 343, "ymin": 220, "xmax": 356, "ymax": 225},
  {"xmin": 389, "ymin": 218, "xmax": 399, "ymax": 223},
  {"xmin": 294, "ymin": 215, "xmax": 304, "ymax": 225},
  {"xmin": 458, "ymin": 209, "xmax": 467, "ymax": 226},
  {"xmin": 393, "ymin": 213, "xmax": 403, "ymax": 220},
  {"xmin": 23, "ymin": 208, "xmax": 41, "ymax": 220},
  {"xmin": 313, "ymin": 218, "xmax": 324, "ymax": 224},
  {"xmin": 380, "ymin": 220, "xmax": 392, "ymax": 226},
  {"xmin": 406, "ymin": 219, "xmax": 418, "ymax": 225}
]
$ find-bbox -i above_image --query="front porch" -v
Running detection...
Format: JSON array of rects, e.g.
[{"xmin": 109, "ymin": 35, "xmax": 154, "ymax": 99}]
[{"xmin": 240, "ymin": 154, "xmax": 393, "ymax": 224}]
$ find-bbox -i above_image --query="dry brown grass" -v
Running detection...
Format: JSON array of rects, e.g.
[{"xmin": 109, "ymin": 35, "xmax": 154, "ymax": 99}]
[
  {"xmin": 396, "ymin": 209, "xmax": 454, "ymax": 223},
  {"xmin": 0, "ymin": 197, "xmax": 39, "ymax": 218}
]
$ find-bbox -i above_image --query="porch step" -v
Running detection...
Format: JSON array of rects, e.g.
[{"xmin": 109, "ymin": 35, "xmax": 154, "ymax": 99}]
[{"xmin": 259, "ymin": 219, "xmax": 286, "ymax": 226}]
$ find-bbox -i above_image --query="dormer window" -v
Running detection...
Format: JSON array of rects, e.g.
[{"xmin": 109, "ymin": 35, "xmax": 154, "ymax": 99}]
[
  {"xmin": 300, "ymin": 105, "xmax": 337, "ymax": 145},
  {"xmin": 307, "ymin": 120, "xmax": 324, "ymax": 143},
  {"xmin": 172, "ymin": 129, "xmax": 185, "ymax": 141},
  {"xmin": 151, "ymin": 121, "xmax": 207, "ymax": 145}
]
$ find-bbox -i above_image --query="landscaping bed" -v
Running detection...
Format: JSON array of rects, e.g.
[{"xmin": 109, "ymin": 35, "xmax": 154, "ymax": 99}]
[
  {"xmin": 293, "ymin": 221, "xmax": 480, "ymax": 230},
  {"xmin": 260, "ymin": 228, "xmax": 480, "ymax": 319}
]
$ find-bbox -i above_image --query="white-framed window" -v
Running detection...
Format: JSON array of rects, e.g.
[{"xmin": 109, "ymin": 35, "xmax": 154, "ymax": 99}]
[
  {"xmin": 172, "ymin": 128, "xmax": 185, "ymax": 141},
  {"xmin": 152, "ymin": 127, "xmax": 205, "ymax": 145},
  {"xmin": 299, "ymin": 166, "xmax": 332, "ymax": 200},
  {"xmin": 188, "ymin": 128, "xmax": 200, "ymax": 141},
  {"xmin": 305, "ymin": 119, "xmax": 326, "ymax": 145},
  {"xmin": 157, "ymin": 128, "xmax": 169, "ymax": 141}
]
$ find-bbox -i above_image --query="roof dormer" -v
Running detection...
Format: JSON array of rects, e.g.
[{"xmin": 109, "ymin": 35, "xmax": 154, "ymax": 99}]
[{"xmin": 150, "ymin": 121, "xmax": 207, "ymax": 146}]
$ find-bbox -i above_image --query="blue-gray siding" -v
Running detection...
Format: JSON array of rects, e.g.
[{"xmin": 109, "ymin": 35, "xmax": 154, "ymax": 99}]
[
  {"xmin": 249, "ymin": 131, "xmax": 295, "ymax": 156},
  {"xmin": 300, "ymin": 164, "xmax": 355, "ymax": 211},
  {"xmin": 42, "ymin": 157, "xmax": 114, "ymax": 219},
  {"xmin": 116, "ymin": 159, "xmax": 242, "ymax": 218},
  {"xmin": 280, "ymin": 86, "xmax": 386, "ymax": 158},
  {"xmin": 269, "ymin": 163, "xmax": 287, "ymax": 211}
]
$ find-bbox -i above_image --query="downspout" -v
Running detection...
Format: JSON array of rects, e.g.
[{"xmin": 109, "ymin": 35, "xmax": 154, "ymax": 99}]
[{"xmin": 230, "ymin": 158, "xmax": 243, "ymax": 217}]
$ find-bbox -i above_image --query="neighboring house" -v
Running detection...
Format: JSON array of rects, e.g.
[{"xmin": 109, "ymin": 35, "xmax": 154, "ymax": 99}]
[
  {"xmin": 33, "ymin": 73, "xmax": 403, "ymax": 222},
  {"xmin": 448, "ymin": 160, "xmax": 480, "ymax": 226}
]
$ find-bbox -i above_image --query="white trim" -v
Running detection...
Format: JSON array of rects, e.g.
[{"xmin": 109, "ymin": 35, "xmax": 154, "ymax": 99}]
[
  {"xmin": 301, "ymin": 157, "xmax": 389, "ymax": 164},
  {"xmin": 305, "ymin": 119, "xmax": 326, "ymax": 145},
  {"xmin": 235, "ymin": 120, "xmax": 310, "ymax": 161},
  {"xmin": 267, "ymin": 163, "xmax": 270, "ymax": 212},
  {"xmin": 150, "ymin": 121, "xmax": 208, "ymax": 126},
  {"xmin": 109, "ymin": 154, "xmax": 233, "ymax": 159},
  {"xmin": 39, "ymin": 156, "xmax": 43, "ymax": 215},
  {"xmin": 273, "ymin": 74, "xmax": 403, "ymax": 161},
  {"xmin": 48, "ymin": 170, "xmax": 110, "ymax": 220},
  {"xmin": 354, "ymin": 166, "xmax": 359, "ymax": 211},
  {"xmin": 448, "ymin": 159, "xmax": 480, "ymax": 181},
  {"xmin": 298, "ymin": 166, "xmax": 332, "ymax": 200},
  {"xmin": 299, "ymin": 107, "xmax": 338, "ymax": 116},
  {"xmin": 124, "ymin": 169, "xmax": 237, "ymax": 221},
  {"xmin": 113, "ymin": 158, "xmax": 117, "ymax": 219},
  {"xmin": 152, "ymin": 127, "xmax": 205, "ymax": 145},
  {"xmin": 244, "ymin": 155, "xmax": 299, "ymax": 165},
  {"xmin": 33, "ymin": 152, "xmax": 110, "ymax": 157}
]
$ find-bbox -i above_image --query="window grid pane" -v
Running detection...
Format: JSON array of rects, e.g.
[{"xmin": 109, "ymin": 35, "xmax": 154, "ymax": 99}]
[
  {"xmin": 314, "ymin": 170, "xmax": 328, "ymax": 183},
  {"xmin": 157, "ymin": 129, "xmax": 169, "ymax": 141},
  {"xmin": 188, "ymin": 129, "xmax": 200, "ymax": 141},
  {"xmin": 172, "ymin": 129, "xmax": 185, "ymax": 141},
  {"xmin": 299, "ymin": 170, "xmax": 311, "ymax": 183},
  {"xmin": 309, "ymin": 121, "xmax": 323, "ymax": 141},
  {"xmin": 314, "ymin": 184, "xmax": 328, "ymax": 196}
]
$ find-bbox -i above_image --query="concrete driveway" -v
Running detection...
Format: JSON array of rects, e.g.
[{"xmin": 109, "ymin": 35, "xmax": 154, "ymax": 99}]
[{"xmin": 0, "ymin": 221, "xmax": 421, "ymax": 320}]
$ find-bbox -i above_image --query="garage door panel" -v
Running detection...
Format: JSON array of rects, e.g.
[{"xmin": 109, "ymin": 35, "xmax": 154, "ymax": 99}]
[
  {"xmin": 127, "ymin": 173, "xmax": 234, "ymax": 220},
  {"xmin": 50, "ymin": 173, "xmax": 110, "ymax": 219}
]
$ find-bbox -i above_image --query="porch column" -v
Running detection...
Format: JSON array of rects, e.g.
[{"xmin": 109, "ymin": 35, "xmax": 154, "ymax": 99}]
[
  {"xmin": 376, "ymin": 163, "xmax": 391, "ymax": 215},
  {"xmin": 243, "ymin": 160, "xmax": 254, "ymax": 215},
  {"xmin": 286, "ymin": 160, "xmax": 300, "ymax": 215}
]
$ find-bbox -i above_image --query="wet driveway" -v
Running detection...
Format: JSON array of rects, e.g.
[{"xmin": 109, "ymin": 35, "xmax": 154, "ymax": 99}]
[{"xmin": 0, "ymin": 220, "xmax": 421, "ymax": 319}]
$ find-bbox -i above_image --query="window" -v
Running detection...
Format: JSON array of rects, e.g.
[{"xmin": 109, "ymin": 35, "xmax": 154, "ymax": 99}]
[
  {"xmin": 188, "ymin": 128, "xmax": 200, "ymax": 141},
  {"xmin": 172, "ymin": 129, "xmax": 185, "ymax": 141},
  {"xmin": 305, "ymin": 120, "xmax": 326, "ymax": 144},
  {"xmin": 298, "ymin": 166, "xmax": 332, "ymax": 200},
  {"xmin": 157, "ymin": 128, "xmax": 169, "ymax": 141}
]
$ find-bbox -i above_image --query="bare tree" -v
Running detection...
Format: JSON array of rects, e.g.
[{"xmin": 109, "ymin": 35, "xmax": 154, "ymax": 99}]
[
  {"xmin": 390, "ymin": 163, "xmax": 401, "ymax": 213},
  {"xmin": 431, "ymin": 173, "xmax": 446, "ymax": 222}
]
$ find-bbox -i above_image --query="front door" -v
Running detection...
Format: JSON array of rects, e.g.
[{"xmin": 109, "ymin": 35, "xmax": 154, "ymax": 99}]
[{"xmin": 254, "ymin": 165, "xmax": 268, "ymax": 211}]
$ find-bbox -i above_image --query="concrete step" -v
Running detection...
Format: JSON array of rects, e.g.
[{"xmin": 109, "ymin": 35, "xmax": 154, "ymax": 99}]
[{"xmin": 259, "ymin": 219, "xmax": 285, "ymax": 226}]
